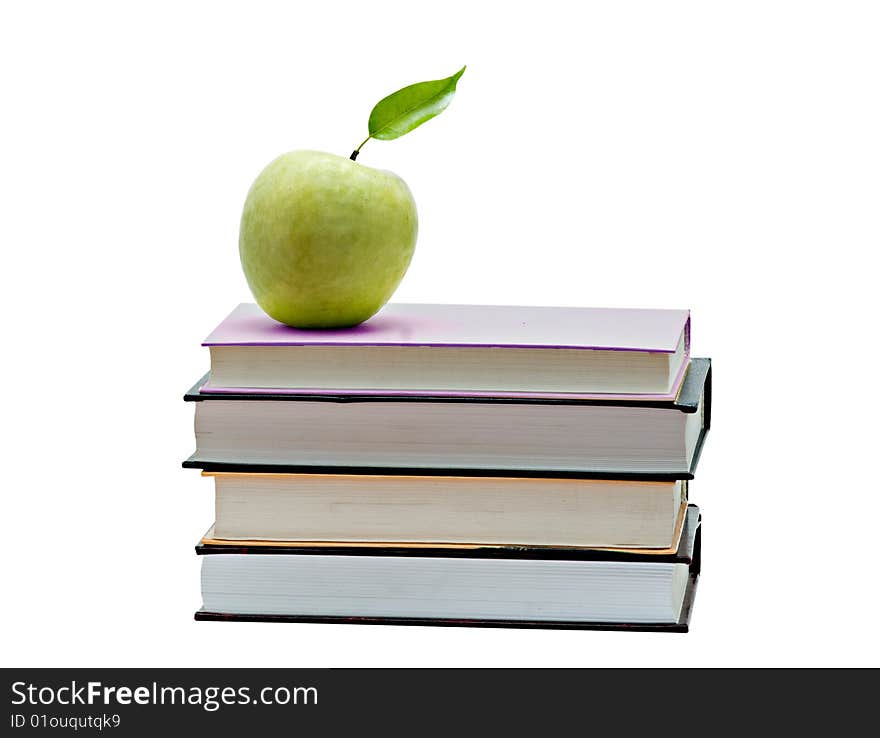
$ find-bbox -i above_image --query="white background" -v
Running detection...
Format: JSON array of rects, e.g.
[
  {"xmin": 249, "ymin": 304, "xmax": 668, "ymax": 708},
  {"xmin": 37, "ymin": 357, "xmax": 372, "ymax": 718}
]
[{"xmin": 2, "ymin": 1, "xmax": 878, "ymax": 667}]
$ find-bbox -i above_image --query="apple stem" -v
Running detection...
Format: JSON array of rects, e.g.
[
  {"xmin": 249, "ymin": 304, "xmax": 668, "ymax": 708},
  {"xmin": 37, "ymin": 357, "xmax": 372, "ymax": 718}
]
[{"xmin": 350, "ymin": 136, "xmax": 371, "ymax": 161}]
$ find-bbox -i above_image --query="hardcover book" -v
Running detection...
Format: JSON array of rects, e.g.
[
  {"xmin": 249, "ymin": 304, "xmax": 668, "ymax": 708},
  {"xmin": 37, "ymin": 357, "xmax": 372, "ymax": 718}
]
[
  {"xmin": 184, "ymin": 358, "xmax": 711, "ymax": 479},
  {"xmin": 203, "ymin": 472, "xmax": 688, "ymax": 549},
  {"xmin": 201, "ymin": 302, "xmax": 691, "ymax": 399},
  {"xmin": 195, "ymin": 506, "xmax": 701, "ymax": 631}
]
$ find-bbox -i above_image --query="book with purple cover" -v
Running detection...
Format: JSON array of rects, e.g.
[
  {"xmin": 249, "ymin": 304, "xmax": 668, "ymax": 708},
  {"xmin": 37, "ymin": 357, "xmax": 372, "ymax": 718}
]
[{"xmin": 201, "ymin": 303, "xmax": 691, "ymax": 399}]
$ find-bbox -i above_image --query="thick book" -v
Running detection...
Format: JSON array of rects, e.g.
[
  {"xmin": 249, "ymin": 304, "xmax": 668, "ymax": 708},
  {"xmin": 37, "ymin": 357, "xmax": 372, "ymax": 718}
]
[
  {"xmin": 183, "ymin": 358, "xmax": 711, "ymax": 479},
  {"xmin": 195, "ymin": 506, "xmax": 701, "ymax": 632},
  {"xmin": 203, "ymin": 472, "xmax": 688, "ymax": 549},
  {"xmin": 201, "ymin": 302, "xmax": 691, "ymax": 399}
]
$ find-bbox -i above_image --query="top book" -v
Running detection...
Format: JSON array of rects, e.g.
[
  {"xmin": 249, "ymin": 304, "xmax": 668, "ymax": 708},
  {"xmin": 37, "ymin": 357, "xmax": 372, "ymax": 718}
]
[{"xmin": 201, "ymin": 303, "xmax": 691, "ymax": 399}]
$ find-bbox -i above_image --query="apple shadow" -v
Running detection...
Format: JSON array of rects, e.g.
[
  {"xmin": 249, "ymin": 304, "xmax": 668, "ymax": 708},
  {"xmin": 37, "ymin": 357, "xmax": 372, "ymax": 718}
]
[{"xmin": 266, "ymin": 313, "xmax": 419, "ymax": 341}]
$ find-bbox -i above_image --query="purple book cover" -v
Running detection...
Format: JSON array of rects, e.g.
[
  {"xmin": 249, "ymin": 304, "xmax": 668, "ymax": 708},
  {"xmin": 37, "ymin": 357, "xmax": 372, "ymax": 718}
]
[{"xmin": 201, "ymin": 303, "xmax": 691, "ymax": 400}]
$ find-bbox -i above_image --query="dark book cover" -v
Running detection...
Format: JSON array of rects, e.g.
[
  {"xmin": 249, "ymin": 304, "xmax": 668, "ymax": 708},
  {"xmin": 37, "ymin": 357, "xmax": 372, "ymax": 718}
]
[
  {"xmin": 195, "ymin": 507, "xmax": 701, "ymax": 632},
  {"xmin": 183, "ymin": 359, "xmax": 711, "ymax": 481}
]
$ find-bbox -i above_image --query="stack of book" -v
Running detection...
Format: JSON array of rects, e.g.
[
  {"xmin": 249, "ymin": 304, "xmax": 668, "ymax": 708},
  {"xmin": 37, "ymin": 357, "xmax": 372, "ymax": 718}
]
[{"xmin": 184, "ymin": 303, "xmax": 711, "ymax": 631}]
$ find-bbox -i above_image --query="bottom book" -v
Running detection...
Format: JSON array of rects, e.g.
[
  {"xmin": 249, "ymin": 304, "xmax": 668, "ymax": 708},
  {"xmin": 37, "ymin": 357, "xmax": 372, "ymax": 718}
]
[{"xmin": 195, "ymin": 505, "xmax": 701, "ymax": 632}]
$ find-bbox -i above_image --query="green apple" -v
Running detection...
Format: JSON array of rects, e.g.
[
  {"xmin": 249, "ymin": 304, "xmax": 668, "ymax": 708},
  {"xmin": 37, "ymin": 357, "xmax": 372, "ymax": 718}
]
[{"xmin": 239, "ymin": 150, "xmax": 418, "ymax": 328}]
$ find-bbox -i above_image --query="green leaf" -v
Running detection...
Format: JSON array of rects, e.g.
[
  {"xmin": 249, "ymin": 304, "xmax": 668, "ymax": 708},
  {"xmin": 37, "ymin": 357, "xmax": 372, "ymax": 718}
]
[{"xmin": 367, "ymin": 66, "xmax": 466, "ymax": 142}]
